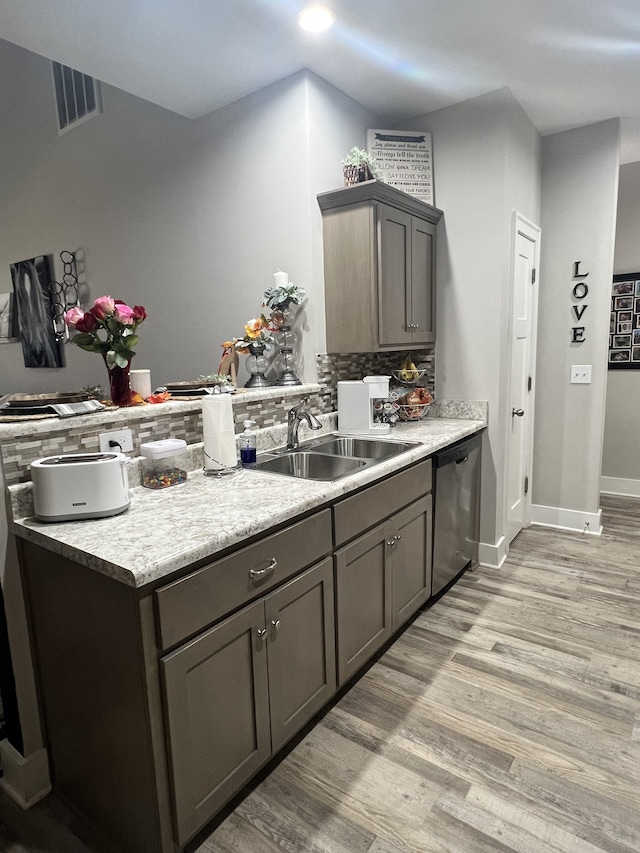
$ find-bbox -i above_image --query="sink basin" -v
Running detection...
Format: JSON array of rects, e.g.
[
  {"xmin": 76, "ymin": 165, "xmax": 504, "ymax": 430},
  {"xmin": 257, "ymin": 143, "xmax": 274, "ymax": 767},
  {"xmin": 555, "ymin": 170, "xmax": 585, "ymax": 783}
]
[
  {"xmin": 249, "ymin": 434, "xmax": 421, "ymax": 482},
  {"xmin": 308, "ymin": 436, "xmax": 416, "ymax": 460},
  {"xmin": 253, "ymin": 451, "xmax": 366, "ymax": 481}
]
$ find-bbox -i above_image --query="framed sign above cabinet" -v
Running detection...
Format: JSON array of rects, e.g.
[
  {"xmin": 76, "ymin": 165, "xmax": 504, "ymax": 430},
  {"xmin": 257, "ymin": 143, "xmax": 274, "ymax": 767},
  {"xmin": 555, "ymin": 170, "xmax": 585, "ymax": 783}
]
[{"xmin": 609, "ymin": 273, "xmax": 640, "ymax": 369}]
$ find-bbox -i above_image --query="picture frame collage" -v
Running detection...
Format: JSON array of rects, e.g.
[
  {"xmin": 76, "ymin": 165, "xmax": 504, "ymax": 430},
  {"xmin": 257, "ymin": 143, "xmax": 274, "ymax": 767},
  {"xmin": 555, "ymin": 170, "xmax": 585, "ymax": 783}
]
[{"xmin": 609, "ymin": 273, "xmax": 640, "ymax": 368}]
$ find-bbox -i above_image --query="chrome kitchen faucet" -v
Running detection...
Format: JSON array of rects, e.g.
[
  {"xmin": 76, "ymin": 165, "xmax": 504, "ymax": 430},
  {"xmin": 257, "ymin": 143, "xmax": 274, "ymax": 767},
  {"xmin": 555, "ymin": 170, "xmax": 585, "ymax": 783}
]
[{"xmin": 286, "ymin": 398, "xmax": 322, "ymax": 449}]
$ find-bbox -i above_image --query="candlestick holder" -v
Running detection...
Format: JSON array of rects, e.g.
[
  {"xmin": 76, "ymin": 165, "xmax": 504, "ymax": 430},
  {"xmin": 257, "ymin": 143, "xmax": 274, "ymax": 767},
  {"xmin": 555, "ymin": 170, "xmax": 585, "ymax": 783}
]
[
  {"xmin": 244, "ymin": 343, "xmax": 272, "ymax": 388},
  {"xmin": 273, "ymin": 309, "xmax": 302, "ymax": 386}
]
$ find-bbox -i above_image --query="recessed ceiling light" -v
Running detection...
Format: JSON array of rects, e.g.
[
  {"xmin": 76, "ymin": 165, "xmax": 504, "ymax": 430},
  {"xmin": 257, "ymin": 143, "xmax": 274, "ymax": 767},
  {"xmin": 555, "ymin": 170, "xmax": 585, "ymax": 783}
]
[{"xmin": 298, "ymin": 5, "xmax": 335, "ymax": 33}]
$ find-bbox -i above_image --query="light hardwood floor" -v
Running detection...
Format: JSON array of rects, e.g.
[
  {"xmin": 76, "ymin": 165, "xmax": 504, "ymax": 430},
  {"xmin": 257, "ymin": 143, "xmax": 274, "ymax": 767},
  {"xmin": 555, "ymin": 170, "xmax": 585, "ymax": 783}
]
[{"xmin": 2, "ymin": 493, "xmax": 640, "ymax": 852}]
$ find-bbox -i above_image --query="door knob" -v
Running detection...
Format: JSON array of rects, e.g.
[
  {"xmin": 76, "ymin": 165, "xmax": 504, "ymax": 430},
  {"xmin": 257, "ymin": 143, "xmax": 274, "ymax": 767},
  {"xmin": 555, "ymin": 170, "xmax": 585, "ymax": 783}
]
[{"xmin": 512, "ymin": 408, "xmax": 525, "ymax": 417}]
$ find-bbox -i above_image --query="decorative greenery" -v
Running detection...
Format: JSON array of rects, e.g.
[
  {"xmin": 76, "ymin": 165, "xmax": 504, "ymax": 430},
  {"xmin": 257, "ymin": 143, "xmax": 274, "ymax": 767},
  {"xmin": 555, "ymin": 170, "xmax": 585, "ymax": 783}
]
[
  {"xmin": 81, "ymin": 384, "xmax": 104, "ymax": 400},
  {"xmin": 198, "ymin": 373, "xmax": 231, "ymax": 385},
  {"xmin": 262, "ymin": 282, "xmax": 306, "ymax": 312},
  {"xmin": 64, "ymin": 296, "xmax": 147, "ymax": 369},
  {"xmin": 341, "ymin": 146, "xmax": 380, "ymax": 178},
  {"xmin": 233, "ymin": 315, "xmax": 275, "ymax": 354}
]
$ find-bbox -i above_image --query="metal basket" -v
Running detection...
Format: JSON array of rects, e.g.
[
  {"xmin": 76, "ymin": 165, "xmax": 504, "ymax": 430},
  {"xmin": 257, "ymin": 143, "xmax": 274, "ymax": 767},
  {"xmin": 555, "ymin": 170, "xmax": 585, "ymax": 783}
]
[{"xmin": 397, "ymin": 403, "xmax": 431, "ymax": 421}]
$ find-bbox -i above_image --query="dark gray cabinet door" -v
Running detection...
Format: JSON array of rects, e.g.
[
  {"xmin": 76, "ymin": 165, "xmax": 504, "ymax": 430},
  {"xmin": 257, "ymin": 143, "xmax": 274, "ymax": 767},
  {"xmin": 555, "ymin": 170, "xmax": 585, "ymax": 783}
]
[
  {"xmin": 266, "ymin": 558, "xmax": 336, "ymax": 752},
  {"xmin": 334, "ymin": 523, "xmax": 393, "ymax": 686},
  {"xmin": 410, "ymin": 216, "xmax": 436, "ymax": 343},
  {"xmin": 377, "ymin": 205, "xmax": 436, "ymax": 348},
  {"xmin": 335, "ymin": 494, "xmax": 433, "ymax": 685},
  {"xmin": 391, "ymin": 495, "xmax": 432, "ymax": 630},
  {"xmin": 378, "ymin": 203, "xmax": 413, "ymax": 347},
  {"xmin": 161, "ymin": 599, "xmax": 271, "ymax": 846}
]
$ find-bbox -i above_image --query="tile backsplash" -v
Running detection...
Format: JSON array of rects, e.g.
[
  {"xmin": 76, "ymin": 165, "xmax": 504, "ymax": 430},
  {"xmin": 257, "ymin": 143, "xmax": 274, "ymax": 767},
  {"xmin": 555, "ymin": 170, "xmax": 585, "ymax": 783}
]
[{"xmin": 316, "ymin": 349, "xmax": 435, "ymax": 408}]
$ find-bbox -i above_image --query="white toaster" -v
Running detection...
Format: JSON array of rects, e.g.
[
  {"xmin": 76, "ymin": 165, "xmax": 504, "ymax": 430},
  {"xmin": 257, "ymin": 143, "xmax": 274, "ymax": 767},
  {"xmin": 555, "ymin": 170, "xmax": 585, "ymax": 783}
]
[{"xmin": 31, "ymin": 452, "xmax": 131, "ymax": 522}]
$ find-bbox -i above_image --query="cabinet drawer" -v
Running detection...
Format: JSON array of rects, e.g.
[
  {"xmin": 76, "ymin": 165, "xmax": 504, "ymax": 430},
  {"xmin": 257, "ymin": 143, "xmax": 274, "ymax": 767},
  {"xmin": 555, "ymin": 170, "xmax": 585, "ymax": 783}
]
[
  {"xmin": 333, "ymin": 459, "xmax": 431, "ymax": 547},
  {"xmin": 155, "ymin": 509, "xmax": 332, "ymax": 650}
]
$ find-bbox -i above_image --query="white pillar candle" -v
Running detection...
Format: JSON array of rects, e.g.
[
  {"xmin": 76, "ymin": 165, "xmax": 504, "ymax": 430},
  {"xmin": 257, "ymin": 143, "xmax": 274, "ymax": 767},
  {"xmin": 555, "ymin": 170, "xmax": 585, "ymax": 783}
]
[
  {"xmin": 273, "ymin": 269, "xmax": 288, "ymax": 287},
  {"xmin": 129, "ymin": 369, "xmax": 152, "ymax": 399},
  {"xmin": 202, "ymin": 395, "xmax": 238, "ymax": 471}
]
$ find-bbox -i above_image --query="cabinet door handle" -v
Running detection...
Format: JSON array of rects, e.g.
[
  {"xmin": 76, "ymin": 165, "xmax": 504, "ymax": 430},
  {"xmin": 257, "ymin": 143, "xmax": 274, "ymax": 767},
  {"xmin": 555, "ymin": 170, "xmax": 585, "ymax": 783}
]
[
  {"xmin": 393, "ymin": 534, "xmax": 402, "ymax": 542},
  {"xmin": 249, "ymin": 557, "xmax": 278, "ymax": 579},
  {"xmin": 271, "ymin": 619, "xmax": 281, "ymax": 632},
  {"xmin": 386, "ymin": 539, "xmax": 396, "ymax": 547},
  {"xmin": 257, "ymin": 628, "xmax": 268, "ymax": 638}
]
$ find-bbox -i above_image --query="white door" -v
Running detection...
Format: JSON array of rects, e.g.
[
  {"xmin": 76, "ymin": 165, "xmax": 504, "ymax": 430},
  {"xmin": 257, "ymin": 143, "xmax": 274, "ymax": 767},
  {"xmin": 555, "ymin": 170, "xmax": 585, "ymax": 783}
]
[{"xmin": 507, "ymin": 214, "xmax": 540, "ymax": 544}]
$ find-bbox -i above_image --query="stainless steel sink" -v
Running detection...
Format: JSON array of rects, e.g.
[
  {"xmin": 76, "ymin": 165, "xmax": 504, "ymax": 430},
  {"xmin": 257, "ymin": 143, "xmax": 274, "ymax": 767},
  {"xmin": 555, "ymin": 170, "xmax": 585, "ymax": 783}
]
[
  {"xmin": 308, "ymin": 436, "xmax": 417, "ymax": 460},
  {"xmin": 249, "ymin": 434, "xmax": 420, "ymax": 481},
  {"xmin": 253, "ymin": 451, "xmax": 366, "ymax": 481}
]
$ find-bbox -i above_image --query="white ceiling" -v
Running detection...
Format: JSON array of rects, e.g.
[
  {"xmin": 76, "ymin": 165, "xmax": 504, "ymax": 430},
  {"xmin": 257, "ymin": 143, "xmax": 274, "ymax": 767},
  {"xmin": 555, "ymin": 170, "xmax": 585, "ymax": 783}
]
[{"xmin": 4, "ymin": 0, "xmax": 640, "ymax": 163}]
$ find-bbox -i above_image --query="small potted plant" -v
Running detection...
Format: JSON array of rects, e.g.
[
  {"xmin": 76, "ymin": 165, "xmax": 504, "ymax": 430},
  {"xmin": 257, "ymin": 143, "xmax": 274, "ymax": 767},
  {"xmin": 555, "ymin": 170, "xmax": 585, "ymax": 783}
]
[{"xmin": 341, "ymin": 146, "xmax": 380, "ymax": 187}]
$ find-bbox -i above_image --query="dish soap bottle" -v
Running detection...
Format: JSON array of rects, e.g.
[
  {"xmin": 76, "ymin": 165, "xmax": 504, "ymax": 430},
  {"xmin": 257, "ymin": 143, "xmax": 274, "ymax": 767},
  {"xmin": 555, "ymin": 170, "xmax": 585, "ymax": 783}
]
[{"xmin": 238, "ymin": 419, "xmax": 257, "ymax": 465}]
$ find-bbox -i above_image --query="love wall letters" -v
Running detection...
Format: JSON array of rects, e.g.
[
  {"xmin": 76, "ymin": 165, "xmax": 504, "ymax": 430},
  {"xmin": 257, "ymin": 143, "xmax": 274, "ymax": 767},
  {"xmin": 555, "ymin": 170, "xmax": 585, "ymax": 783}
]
[{"xmin": 571, "ymin": 261, "xmax": 589, "ymax": 343}]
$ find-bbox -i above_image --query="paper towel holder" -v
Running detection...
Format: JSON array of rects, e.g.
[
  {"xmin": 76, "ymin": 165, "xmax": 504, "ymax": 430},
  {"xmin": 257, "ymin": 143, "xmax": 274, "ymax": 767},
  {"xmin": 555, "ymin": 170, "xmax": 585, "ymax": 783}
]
[{"xmin": 202, "ymin": 448, "xmax": 240, "ymax": 477}]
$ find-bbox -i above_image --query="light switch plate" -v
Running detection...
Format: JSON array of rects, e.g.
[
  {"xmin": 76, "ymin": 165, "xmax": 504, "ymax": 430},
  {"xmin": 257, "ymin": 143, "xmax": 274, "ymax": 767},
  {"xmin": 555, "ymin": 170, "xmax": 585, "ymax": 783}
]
[{"xmin": 570, "ymin": 364, "xmax": 592, "ymax": 384}]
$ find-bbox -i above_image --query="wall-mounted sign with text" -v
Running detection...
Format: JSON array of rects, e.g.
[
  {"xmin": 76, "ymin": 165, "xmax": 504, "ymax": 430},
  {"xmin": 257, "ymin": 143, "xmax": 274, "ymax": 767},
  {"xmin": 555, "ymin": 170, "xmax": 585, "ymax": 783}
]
[{"xmin": 366, "ymin": 129, "xmax": 434, "ymax": 205}]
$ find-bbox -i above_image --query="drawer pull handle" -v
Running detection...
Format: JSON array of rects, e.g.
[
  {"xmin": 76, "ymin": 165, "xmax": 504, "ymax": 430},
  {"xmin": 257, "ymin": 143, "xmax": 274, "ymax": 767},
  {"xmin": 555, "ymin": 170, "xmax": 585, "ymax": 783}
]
[
  {"xmin": 271, "ymin": 619, "xmax": 281, "ymax": 632},
  {"xmin": 249, "ymin": 557, "xmax": 278, "ymax": 579},
  {"xmin": 257, "ymin": 627, "xmax": 268, "ymax": 639}
]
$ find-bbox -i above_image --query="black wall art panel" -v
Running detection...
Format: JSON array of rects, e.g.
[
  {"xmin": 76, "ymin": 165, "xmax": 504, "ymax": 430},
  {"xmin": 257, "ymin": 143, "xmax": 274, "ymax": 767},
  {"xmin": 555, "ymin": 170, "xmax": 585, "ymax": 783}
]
[
  {"xmin": 10, "ymin": 255, "xmax": 64, "ymax": 368},
  {"xmin": 609, "ymin": 273, "xmax": 640, "ymax": 369}
]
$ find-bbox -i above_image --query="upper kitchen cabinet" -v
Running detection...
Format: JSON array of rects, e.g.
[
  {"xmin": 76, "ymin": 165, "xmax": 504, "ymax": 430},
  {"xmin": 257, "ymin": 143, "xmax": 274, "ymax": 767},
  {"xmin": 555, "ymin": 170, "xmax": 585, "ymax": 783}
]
[{"xmin": 317, "ymin": 180, "xmax": 443, "ymax": 353}]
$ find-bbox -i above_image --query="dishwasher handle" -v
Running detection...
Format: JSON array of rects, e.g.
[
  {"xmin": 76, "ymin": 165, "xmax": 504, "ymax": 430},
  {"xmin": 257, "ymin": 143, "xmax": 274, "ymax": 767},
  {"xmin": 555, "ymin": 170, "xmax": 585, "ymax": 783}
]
[{"xmin": 433, "ymin": 434, "xmax": 481, "ymax": 468}]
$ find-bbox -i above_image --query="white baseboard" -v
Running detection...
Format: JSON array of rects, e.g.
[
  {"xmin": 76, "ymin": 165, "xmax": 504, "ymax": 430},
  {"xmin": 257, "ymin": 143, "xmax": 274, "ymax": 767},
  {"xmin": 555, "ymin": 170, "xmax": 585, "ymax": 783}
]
[
  {"xmin": 531, "ymin": 503, "xmax": 602, "ymax": 536},
  {"xmin": 600, "ymin": 475, "xmax": 640, "ymax": 498},
  {"xmin": 478, "ymin": 535, "xmax": 507, "ymax": 569},
  {"xmin": 0, "ymin": 741, "xmax": 51, "ymax": 809}
]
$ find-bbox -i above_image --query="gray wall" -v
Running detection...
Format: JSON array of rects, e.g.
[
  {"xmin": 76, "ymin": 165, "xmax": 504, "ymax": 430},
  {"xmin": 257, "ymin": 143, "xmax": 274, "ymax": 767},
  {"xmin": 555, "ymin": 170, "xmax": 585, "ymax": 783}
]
[
  {"xmin": 534, "ymin": 120, "xmax": 620, "ymax": 526},
  {"xmin": 601, "ymin": 160, "xmax": 640, "ymax": 494},
  {"xmin": 0, "ymin": 40, "xmax": 378, "ymax": 394},
  {"xmin": 400, "ymin": 88, "xmax": 541, "ymax": 565}
]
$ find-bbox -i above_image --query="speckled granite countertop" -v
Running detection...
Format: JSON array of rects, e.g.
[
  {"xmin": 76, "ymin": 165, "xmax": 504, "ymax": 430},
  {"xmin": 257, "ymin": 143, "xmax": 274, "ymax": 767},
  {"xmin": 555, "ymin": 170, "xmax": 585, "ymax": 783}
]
[{"xmin": 10, "ymin": 413, "xmax": 485, "ymax": 589}]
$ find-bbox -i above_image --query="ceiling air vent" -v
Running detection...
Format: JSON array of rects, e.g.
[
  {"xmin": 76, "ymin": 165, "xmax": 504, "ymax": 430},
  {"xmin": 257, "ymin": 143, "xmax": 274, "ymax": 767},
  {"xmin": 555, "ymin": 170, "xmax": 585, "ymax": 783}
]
[{"xmin": 52, "ymin": 61, "xmax": 101, "ymax": 133}]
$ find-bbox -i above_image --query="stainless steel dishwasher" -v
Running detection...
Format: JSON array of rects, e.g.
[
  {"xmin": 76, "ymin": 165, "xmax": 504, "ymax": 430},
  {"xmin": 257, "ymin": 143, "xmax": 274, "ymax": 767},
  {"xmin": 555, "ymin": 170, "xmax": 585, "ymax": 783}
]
[{"xmin": 432, "ymin": 432, "xmax": 482, "ymax": 596}]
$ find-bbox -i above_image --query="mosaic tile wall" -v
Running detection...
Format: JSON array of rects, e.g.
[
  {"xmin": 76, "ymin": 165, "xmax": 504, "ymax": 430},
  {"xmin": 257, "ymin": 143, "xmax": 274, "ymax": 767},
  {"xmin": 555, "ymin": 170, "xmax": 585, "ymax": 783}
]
[
  {"xmin": 0, "ymin": 387, "xmax": 327, "ymax": 486},
  {"xmin": 0, "ymin": 348, "xmax": 435, "ymax": 486},
  {"xmin": 316, "ymin": 348, "xmax": 436, "ymax": 409}
]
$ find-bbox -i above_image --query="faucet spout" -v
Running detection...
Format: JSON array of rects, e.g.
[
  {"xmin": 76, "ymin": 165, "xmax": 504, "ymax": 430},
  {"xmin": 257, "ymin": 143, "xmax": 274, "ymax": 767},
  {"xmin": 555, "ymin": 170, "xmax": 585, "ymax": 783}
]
[{"xmin": 286, "ymin": 398, "xmax": 322, "ymax": 449}]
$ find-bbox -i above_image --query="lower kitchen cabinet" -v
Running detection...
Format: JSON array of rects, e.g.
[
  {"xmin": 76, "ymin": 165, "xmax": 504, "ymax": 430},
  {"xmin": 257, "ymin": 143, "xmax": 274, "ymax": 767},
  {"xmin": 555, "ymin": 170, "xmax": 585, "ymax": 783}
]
[
  {"xmin": 161, "ymin": 557, "xmax": 335, "ymax": 845},
  {"xmin": 335, "ymin": 494, "xmax": 432, "ymax": 685},
  {"xmin": 392, "ymin": 494, "xmax": 433, "ymax": 629}
]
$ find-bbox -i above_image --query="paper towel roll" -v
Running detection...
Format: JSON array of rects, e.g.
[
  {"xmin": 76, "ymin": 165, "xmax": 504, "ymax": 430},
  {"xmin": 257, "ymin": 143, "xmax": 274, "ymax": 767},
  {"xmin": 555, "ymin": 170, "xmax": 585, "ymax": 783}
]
[
  {"xmin": 202, "ymin": 395, "xmax": 237, "ymax": 471},
  {"xmin": 130, "ymin": 369, "xmax": 152, "ymax": 399}
]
